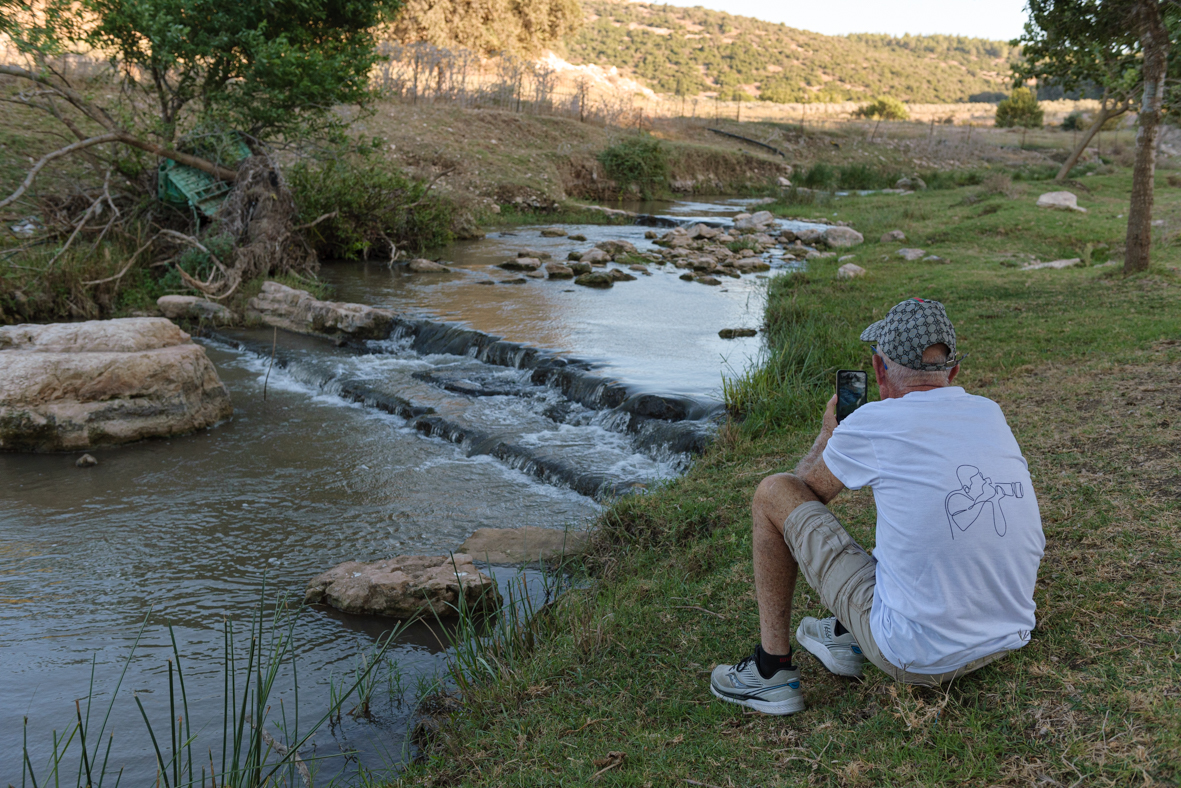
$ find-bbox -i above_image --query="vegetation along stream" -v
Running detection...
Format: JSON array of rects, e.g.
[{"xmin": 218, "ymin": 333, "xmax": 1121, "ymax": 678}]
[{"xmin": 0, "ymin": 198, "xmax": 825, "ymax": 782}]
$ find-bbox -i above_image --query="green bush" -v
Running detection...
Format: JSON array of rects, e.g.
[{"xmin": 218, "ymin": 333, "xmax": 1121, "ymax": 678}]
[
  {"xmin": 995, "ymin": 87, "xmax": 1044, "ymax": 129},
  {"xmin": 287, "ymin": 155, "xmax": 454, "ymax": 259},
  {"xmin": 837, "ymin": 164, "xmax": 902, "ymax": 190},
  {"xmin": 800, "ymin": 162, "xmax": 837, "ymax": 190},
  {"xmin": 598, "ymin": 135, "xmax": 670, "ymax": 200},
  {"xmin": 853, "ymin": 96, "xmax": 910, "ymax": 120},
  {"xmin": 1061, "ymin": 111, "xmax": 1087, "ymax": 131}
]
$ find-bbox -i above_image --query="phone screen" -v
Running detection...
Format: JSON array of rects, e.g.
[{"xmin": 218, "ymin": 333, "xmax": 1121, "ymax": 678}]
[{"xmin": 836, "ymin": 370, "xmax": 868, "ymax": 423}]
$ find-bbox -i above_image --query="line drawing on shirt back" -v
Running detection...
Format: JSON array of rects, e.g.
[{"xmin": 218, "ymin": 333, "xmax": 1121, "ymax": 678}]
[{"xmin": 944, "ymin": 465, "xmax": 1024, "ymax": 539}]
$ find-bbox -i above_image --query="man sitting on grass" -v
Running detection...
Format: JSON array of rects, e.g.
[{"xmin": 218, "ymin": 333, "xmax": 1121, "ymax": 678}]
[{"xmin": 710, "ymin": 298, "xmax": 1045, "ymax": 714}]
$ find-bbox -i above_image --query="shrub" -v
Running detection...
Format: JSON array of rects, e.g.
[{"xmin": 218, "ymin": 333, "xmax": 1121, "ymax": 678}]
[
  {"xmin": 799, "ymin": 162, "xmax": 837, "ymax": 190},
  {"xmin": 995, "ymin": 88, "xmax": 1043, "ymax": 129},
  {"xmin": 288, "ymin": 155, "xmax": 454, "ymax": 259},
  {"xmin": 1061, "ymin": 111, "xmax": 1087, "ymax": 131},
  {"xmin": 836, "ymin": 164, "xmax": 901, "ymax": 190},
  {"xmin": 598, "ymin": 135, "xmax": 670, "ymax": 200},
  {"xmin": 853, "ymin": 96, "xmax": 909, "ymax": 121}
]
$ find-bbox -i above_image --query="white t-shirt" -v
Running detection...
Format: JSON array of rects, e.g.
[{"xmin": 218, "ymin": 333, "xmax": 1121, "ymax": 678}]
[{"xmin": 822, "ymin": 386, "xmax": 1044, "ymax": 674}]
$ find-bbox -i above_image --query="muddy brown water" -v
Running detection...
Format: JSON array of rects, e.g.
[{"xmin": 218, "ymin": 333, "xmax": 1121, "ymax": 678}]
[{"xmin": 0, "ymin": 198, "xmax": 825, "ymax": 783}]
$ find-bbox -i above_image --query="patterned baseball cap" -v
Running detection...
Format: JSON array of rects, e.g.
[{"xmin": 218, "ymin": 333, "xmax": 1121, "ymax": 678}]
[{"xmin": 859, "ymin": 298, "xmax": 962, "ymax": 371}]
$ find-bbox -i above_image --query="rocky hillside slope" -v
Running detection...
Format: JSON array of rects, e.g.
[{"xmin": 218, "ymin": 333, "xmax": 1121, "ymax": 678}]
[{"xmin": 565, "ymin": 0, "xmax": 1019, "ymax": 103}]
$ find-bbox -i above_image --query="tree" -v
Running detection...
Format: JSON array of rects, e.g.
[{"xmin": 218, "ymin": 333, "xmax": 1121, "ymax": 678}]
[
  {"xmin": 853, "ymin": 96, "xmax": 909, "ymax": 120},
  {"xmin": 1125, "ymin": 0, "xmax": 1170, "ymax": 274},
  {"xmin": 994, "ymin": 87, "xmax": 1044, "ymax": 128},
  {"xmin": 1, "ymin": 0, "xmax": 401, "ymax": 298},
  {"xmin": 1015, "ymin": 0, "xmax": 1176, "ymax": 274},
  {"xmin": 1013, "ymin": 0, "xmax": 1151, "ymax": 182}
]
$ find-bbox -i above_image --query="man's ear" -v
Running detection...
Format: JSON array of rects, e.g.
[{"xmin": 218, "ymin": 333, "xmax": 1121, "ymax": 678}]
[
  {"xmin": 871, "ymin": 353, "xmax": 887, "ymax": 389},
  {"xmin": 947, "ymin": 364, "xmax": 960, "ymax": 383}
]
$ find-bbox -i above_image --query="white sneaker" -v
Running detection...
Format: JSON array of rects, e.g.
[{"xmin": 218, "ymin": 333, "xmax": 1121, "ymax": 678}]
[
  {"xmin": 709, "ymin": 648, "xmax": 805, "ymax": 715},
  {"xmin": 796, "ymin": 616, "xmax": 866, "ymax": 678}
]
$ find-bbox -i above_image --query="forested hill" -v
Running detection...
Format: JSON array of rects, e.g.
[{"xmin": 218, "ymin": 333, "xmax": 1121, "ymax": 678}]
[{"xmin": 564, "ymin": 0, "xmax": 1021, "ymax": 103}]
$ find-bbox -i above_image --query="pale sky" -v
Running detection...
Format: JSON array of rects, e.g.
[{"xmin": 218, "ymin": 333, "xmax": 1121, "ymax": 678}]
[{"xmin": 650, "ymin": 0, "xmax": 1031, "ymax": 41}]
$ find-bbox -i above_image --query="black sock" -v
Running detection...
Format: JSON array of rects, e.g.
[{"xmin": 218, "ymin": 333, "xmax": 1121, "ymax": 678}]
[
  {"xmin": 833, "ymin": 620, "xmax": 848, "ymax": 637},
  {"xmin": 756, "ymin": 644, "xmax": 795, "ymax": 678}
]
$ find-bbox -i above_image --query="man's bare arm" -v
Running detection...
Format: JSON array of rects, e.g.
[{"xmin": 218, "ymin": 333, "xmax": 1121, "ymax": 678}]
[{"xmin": 793, "ymin": 395, "xmax": 846, "ymax": 504}]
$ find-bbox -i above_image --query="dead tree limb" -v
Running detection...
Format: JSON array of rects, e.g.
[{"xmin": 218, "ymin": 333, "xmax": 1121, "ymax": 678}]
[
  {"xmin": 0, "ymin": 133, "xmax": 121, "ymax": 210},
  {"xmin": 82, "ymin": 234, "xmax": 160, "ymax": 286},
  {"xmin": 1054, "ymin": 95, "xmax": 1134, "ymax": 182},
  {"xmin": 0, "ymin": 64, "xmax": 238, "ymax": 182}
]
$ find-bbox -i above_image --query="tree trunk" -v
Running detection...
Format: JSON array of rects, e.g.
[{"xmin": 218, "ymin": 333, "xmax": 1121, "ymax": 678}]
[
  {"xmin": 1125, "ymin": 0, "xmax": 1169, "ymax": 275},
  {"xmin": 1055, "ymin": 102, "xmax": 1115, "ymax": 181}
]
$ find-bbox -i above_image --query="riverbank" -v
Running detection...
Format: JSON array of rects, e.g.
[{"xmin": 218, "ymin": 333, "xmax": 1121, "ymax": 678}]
[{"xmin": 396, "ymin": 177, "xmax": 1180, "ymax": 786}]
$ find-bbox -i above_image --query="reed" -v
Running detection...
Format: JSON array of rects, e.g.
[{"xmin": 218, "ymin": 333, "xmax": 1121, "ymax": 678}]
[{"xmin": 19, "ymin": 590, "xmax": 411, "ymax": 788}]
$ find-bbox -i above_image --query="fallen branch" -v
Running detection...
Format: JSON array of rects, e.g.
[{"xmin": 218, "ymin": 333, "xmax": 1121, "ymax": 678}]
[
  {"xmin": 293, "ymin": 211, "xmax": 338, "ymax": 231},
  {"xmin": 244, "ymin": 714, "xmax": 312, "ymax": 788},
  {"xmin": 0, "ymin": 133, "xmax": 121, "ymax": 211},
  {"xmin": 45, "ymin": 193, "xmax": 106, "ymax": 268},
  {"xmin": 82, "ymin": 234, "xmax": 160, "ymax": 286}
]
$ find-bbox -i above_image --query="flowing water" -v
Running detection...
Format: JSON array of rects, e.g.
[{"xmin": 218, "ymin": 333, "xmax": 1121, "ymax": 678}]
[{"xmin": 0, "ymin": 198, "xmax": 825, "ymax": 784}]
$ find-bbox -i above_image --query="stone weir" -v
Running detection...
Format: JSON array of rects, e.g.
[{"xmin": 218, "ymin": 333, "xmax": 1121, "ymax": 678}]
[
  {"xmin": 386, "ymin": 317, "xmax": 724, "ymax": 427},
  {"xmin": 202, "ymin": 328, "xmax": 719, "ymax": 500}
]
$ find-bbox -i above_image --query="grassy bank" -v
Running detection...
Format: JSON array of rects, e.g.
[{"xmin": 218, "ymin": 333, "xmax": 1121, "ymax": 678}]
[{"xmin": 397, "ymin": 178, "xmax": 1180, "ymax": 786}]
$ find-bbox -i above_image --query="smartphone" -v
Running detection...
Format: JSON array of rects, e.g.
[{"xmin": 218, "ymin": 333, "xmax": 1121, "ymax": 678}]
[{"xmin": 836, "ymin": 370, "xmax": 868, "ymax": 423}]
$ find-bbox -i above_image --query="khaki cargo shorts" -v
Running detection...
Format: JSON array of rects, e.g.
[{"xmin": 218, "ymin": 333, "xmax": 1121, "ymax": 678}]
[{"xmin": 783, "ymin": 500, "xmax": 1010, "ymax": 687}]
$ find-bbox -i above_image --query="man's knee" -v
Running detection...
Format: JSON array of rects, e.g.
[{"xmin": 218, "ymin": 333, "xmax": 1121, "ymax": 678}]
[{"xmin": 753, "ymin": 473, "xmax": 819, "ymax": 527}]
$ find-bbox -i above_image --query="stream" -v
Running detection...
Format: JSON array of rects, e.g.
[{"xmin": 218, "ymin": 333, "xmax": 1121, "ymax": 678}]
[{"xmin": 0, "ymin": 198, "xmax": 825, "ymax": 784}]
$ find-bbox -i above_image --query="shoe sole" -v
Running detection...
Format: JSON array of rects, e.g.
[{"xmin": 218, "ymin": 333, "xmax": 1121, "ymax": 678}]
[
  {"xmin": 796, "ymin": 625, "xmax": 864, "ymax": 678},
  {"xmin": 709, "ymin": 685, "xmax": 805, "ymax": 715}
]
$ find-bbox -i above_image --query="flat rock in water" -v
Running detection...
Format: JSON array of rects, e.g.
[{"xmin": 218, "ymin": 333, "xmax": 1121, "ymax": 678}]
[
  {"xmin": 795, "ymin": 228, "xmax": 824, "ymax": 244},
  {"xmin": 580, "ymin": 248, "xmax": 612, "ymax": 265},
  {"xmin": 719, "ymin": 328, "xmax": 758, "ymax": 339},
  {"xmin": 896, "ymin": 248, "xmax": 926, "ymax": 261},
  {"xmin": 596, "ymin": 239, "xmax": 637, "ymax": 256},
  {"xmin": 407, "ymin": 258, "xmax": 451, "ymax": 272},
  {"xmin": 247, "ymin": 281, "xmax": 394, "ymax": 340},
  {"xmin": 1036, "ymin": 191, "xmax": 1087, "ymax": 213},
  {"xmin": 157, "ymin": 295, "xmax": 237, "ymax": 324},
  {"xmin": 575, "ymin": 271, "xmax": 614, "ymax": 288},
  {"xmin": 517, "ymin": 248, "xmax": 552, "ymax": 260},
  {"xmin": 499, "ymin": 257, "xmax": 543, "ymax": 271},
  {"xmin": 0, "ymin": 318, "xmax": 232, "ymax": 452},
  {"xmin": 823, "ymin": 226, "xmax": 864, "ymax": 248},
  {"xmin": 838, "ymin": 263, "xmax": 867, "ymax": 279},
  {"xmin": 539, "ymin": 227, "xmax": 567, "ymax": 237},
  {"xmin": 544, "ymin": 262, "xmax": 575, "ymax": 279},
  {"xmin": 460, "ymin": 527, "xmax": 589, "ymax": 565},
  {"xmin": 304, "ymin": 554, "xmax": 501, "ymax": 618}
]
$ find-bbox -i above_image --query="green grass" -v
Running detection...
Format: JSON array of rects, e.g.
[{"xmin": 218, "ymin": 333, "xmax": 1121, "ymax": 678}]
[{"xmin": 397, "ymin": 173, "xmax": 1181, "ymax": 787}]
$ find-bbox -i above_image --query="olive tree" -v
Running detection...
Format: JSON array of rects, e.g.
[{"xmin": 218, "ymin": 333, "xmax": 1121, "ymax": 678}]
[
  {"xmin": 1, "ymin": 0, "xmax": 402, "ymax": 192},
  {"xmin": 1013, "ymin": 0, "xmax": 1176, "ymax": 274}
]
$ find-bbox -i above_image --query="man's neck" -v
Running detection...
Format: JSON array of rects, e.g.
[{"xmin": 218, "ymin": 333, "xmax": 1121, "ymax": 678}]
[{"xmin": 884, "ymin": 382, "xmax": 952, "ymax": 399}]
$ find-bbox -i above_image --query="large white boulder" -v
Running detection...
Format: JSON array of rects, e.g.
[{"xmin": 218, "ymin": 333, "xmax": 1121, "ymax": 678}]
[
  {"xmin": 304, "ymin": 554, "xmax": 501, "ymax": 617},
  {"xmin": 0, "ymin": 318, "xmax": 232, "ymax": 452},
  {"xmin": 1036, "ymin": 191, "xmax": 1087, "ymax": 213},
  {"xmin": 247, "ymin": 281, "xmax": 394, "ymax": 339},
  {"xmin": 823, "ymin": 226, "xmax": 865, "ymax": 248}
]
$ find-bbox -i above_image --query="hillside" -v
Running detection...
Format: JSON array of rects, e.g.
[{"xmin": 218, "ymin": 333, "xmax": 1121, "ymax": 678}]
[{"xmin": 565, "ymin": 0, "xmax": 1020, "ymax": 103}]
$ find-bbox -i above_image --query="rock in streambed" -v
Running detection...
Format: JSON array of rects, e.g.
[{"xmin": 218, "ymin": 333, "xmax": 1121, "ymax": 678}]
[
  {"xmin": 305, "ymin": 554, "xmax": 501, "ymax": 618},
  {"xmin": 0, "ymin": 318, "xmax": 232, "ymax": 452},
  {"xmin": 460, "ymin": 527, "xmax": 589, "ymax": 565},
  {"xmin": 247, "ymin": 281, "xmax": 394, "ymax": 340}
]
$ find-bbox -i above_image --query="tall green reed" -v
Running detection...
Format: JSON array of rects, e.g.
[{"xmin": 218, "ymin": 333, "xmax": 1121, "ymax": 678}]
[{"xmin": 19, "ymin": 590, "xmax": 410, "ymax": 788}]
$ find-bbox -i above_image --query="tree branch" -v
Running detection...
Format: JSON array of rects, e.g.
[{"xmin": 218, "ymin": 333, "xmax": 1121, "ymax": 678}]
[{"xmin": 0, "ymin": 133, "xmax": 121, "ymax": 211}]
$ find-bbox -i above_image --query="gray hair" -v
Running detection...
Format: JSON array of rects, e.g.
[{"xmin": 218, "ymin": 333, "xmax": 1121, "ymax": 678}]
[{"xmin": 880, "ymin": 350, "xmax": 952, "ymax": 388}]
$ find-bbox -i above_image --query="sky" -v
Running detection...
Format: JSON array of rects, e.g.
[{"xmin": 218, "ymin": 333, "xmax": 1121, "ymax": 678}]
[{"xmin": 649, "ymin": 0, "xmax": 1030, "ymax": 41}]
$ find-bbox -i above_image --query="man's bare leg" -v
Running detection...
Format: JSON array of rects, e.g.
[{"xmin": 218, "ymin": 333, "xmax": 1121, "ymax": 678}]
[{"xmin": 753, "ymin": 473, "xmax": 820, "ymax": 655}]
